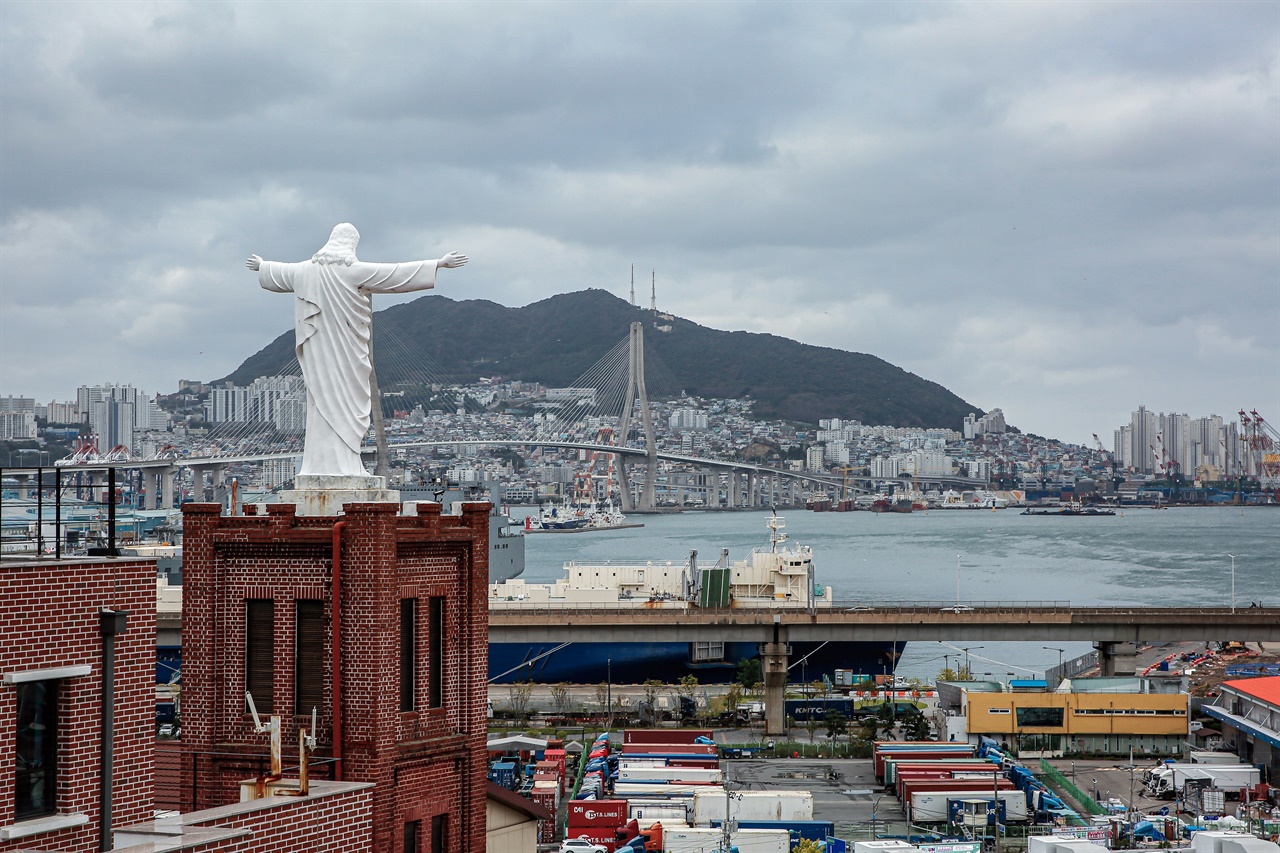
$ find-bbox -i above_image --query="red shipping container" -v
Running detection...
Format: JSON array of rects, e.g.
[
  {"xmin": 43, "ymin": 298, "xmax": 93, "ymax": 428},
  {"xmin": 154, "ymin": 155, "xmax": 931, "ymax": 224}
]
[
  {"xmin": 568, "ymin": 800, "xmax": 628, "ymax": 827},
  {"xmin": 620, "ymin": 743, "xmax": 716, "ymax": 755},
  {"xmin": 566, "ymin": 828, "xmax": 618, "ymax": 851}
]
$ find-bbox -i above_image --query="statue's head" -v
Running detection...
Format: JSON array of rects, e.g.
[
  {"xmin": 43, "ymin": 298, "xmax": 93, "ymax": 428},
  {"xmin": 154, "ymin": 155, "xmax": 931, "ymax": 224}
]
[{"xmin": 312, "ymin": 223, "xmax": 359, "ymax": 266}]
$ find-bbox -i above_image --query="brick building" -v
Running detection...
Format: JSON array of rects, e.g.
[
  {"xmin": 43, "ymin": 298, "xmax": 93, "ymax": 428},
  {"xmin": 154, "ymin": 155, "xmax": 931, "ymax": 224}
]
[
  {"xmin": 180, "ymin": 500, "xmax": 490, "ymax": 853},
  {"xmin": 0, "ymin": 557, "xmax": 154, "ymax": 851}
]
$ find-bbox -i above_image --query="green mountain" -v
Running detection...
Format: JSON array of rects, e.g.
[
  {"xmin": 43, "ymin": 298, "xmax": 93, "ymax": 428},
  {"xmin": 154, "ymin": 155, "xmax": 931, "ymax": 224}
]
[{"xmin": 220, "ymin": 289, "xmax": 982, "ymax": 429}]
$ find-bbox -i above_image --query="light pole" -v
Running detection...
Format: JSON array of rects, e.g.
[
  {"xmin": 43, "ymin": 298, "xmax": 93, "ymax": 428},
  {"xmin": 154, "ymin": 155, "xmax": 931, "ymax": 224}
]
[
  {"xmin": 1043, "ymin": 646, "xmax": 1065, "ymax": 671},
  {"xmin": 955, "ymin": 553, "xmax": 962, "ymax": 606},
  {"xmin": 961, "ymin": 647, "xmax": 984, "ymax": 678},
  {"xmin": 1228, "ymin": 554, "xmax": 1236, "ymax": 613}
]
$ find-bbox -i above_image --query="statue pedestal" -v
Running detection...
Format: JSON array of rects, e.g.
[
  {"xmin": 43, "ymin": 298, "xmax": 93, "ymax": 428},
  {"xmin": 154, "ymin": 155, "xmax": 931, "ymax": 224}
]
[{"xmin": 280, "ymin": 474, "xmax": 400, "ymax": 516}]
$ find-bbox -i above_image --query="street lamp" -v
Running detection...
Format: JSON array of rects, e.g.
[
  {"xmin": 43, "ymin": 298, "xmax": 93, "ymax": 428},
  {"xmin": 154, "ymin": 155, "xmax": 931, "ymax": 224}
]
[
  {"xmin": 961, "ymin": 646, "xmax": 984, "ymax": 677},
  {"xmin": 1043, "ymin": 646, "xmax": 1065, "ymax": 671},
  {"xmin": 1228, "ymin": 554, "xmax": 1237, "ymax": 613},
  {"xmin": 955, "ymin": 554, "xmax": 962, "ymax": 606}
]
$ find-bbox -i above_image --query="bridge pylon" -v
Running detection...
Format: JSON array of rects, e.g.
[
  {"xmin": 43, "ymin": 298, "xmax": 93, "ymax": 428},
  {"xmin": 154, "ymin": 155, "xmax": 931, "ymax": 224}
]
[{"xmin": 617, "ymin": 321, "xmax": 658, "ymax": 511}]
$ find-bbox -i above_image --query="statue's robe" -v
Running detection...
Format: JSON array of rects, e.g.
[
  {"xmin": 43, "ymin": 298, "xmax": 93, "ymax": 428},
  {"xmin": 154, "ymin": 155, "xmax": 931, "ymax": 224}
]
[{"xmin": 259, "ymin": 257, "xmax": 439, "ymax": 477}]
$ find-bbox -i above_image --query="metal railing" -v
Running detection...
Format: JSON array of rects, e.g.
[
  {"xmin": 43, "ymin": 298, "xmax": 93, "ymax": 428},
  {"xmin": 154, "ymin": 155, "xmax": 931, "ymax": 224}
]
[{"xmin": 1038, "ymin": 758, "xmax": 1105, "ymax": 817}]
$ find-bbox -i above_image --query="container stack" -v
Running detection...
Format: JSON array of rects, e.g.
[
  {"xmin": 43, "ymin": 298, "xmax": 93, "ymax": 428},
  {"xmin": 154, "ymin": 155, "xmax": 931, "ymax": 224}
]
[{"xmin": 567, "ymin": 800, "xmax": 629, "ymax": 851}]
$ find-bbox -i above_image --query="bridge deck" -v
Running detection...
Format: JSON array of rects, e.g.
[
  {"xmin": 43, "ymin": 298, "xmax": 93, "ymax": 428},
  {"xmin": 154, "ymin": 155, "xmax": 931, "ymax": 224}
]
[{"xmin": 487, "ymin": 604, "xmax": 1280, "ymax": 643}]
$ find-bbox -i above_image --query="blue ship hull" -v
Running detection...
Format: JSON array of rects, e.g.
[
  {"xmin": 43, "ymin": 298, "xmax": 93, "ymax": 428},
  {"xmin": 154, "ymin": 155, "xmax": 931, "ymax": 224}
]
[{"xmin": 488, "ymin": 639, "xmax": 904, "ymax": 684}]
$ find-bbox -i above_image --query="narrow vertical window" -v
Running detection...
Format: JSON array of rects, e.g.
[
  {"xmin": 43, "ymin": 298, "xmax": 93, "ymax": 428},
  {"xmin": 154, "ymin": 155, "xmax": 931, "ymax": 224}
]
[
  {"xmin": 431, "ymin": 814, "xmax": 447, "ymax": 853},
  {"xmin": 246, "ymin": 599, "xmax": 275, "ymax": 714},
  {"xmin": 428, "ymin": 596, "xmax": 444, "ymax": 709},
  {"xmin": 404, "ymin": 819, "xmax": 421, "ymax": 853},
  {"xmin": 15, "ymin": 680, "xmax": 58, "ymax": 819},
  {"xmin": 400, "ymin": 598, "xmax": 417, "ymax": 712},
  {"xmin": 295, "ymin": 600, "xmax": 324, "ymax": 715}
]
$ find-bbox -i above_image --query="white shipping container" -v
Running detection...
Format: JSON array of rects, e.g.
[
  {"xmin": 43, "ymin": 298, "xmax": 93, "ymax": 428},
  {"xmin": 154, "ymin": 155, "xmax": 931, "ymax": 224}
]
[
  {"xmin": 692, "ymin": 790, "xmax": 814, "ymax": 824},
  {"xmin": 629, "ymin": 803, "xmax": 689, "ymax": 822},
  {"xmin": 1026, "ymin": 838, "xmax": 1108, "ymax": 853},
  {"xmin": 664, "ymin": 827, "xmax": 789, "ymax": 853},
  {"xmin": 853, "ymin": 842, "xmax": 918, "ymax": 853},
  {"xmin": 907, "ymin": 790, "xmax": 1028, "ymax": 824},
  {"xmin": 617, "ymin": 784, "xmax": 725, "ymax": 800},
  {"xmin": 619, "ymin": 767, "xmax": 723, "ymax": 784}
]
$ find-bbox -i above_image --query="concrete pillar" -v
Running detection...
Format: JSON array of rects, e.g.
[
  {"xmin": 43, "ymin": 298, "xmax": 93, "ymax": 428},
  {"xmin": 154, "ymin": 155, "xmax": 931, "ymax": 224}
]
[
  {"xmin": 212, "ymin": 465, "xmax": 230, "ymax": 512},
  {"xmin": 161, "ymin": 467, "xmax": 176, "ymax": 509},
  {"xmin": 1094, "ymin": 641, "xmax": 1138, "ymax": 676},
  {"xmin": 761, "ymin": 639, "xmax": 790, "ymax": 736},
  {"xmin": 144, "ymin": 470, "xmax": 158, "ymax": 510},
  {"xmin": 15, "ymin": 474, "xmax": 31, "ymax": 500},
  {"xmin": 189, "ymin": 466, "xmax": 208, "ymax": 503}
]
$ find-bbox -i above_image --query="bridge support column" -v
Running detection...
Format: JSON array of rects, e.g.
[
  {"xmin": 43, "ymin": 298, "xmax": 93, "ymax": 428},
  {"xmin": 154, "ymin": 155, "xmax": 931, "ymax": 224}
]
[
  {"xmin": 161, "ymin": 467, "xmax": 176, "ymax": 509},
  {"xmin": 143, "ymin": 470, "xmax": 158, "ymax": 510},
  {"xmin": 189, "ymin": 465, "xmax": 208, "ymax": 503},
  {"xmin": 1094, "ymin": 641, "xmax": 1137, "ymax": 676},
  {"xmin": 15, "ymin": 474, "xmax": 31, "ymax": 500},
  {"xmin": 211, "ymin": 465, "xmax": 228, "ymax": 510},
  {"xmin": 761, "ymin": 636, "xmax": 790, "ymax": 736},
  {"xmin": 618, "ymin": 462, "xmax": 634, "ymax": 513}
]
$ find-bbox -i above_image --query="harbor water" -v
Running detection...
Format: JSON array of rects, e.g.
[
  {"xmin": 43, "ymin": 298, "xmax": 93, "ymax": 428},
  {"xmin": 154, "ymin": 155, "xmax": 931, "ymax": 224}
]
[{"xmin": 514, "ymin": 506, "xmax": 1278, "ymax": 683}]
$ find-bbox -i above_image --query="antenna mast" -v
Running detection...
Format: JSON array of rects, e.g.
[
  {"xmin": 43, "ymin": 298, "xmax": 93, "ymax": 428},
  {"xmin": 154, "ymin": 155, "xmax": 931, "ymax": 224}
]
[
  {"xmin": 630, "ymin": 264, "xmax": 636, "ymax": 306},
  {"xmin": 650, "ymin": 270, "xmax": 656, "ymax": 311}
]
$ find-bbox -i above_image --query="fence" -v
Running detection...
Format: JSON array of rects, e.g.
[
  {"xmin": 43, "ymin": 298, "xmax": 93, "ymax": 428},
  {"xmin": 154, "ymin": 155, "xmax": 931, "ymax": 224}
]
[{"xmin": 1038, "ymin": 758, "xmax": 1104, "ymax": 818}]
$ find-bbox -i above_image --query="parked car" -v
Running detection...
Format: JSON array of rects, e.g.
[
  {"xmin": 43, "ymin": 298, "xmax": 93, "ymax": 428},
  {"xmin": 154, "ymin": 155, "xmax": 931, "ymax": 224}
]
[{"xmin": 560, "ymin": 839, "xmax": 608, "ymax": 853}]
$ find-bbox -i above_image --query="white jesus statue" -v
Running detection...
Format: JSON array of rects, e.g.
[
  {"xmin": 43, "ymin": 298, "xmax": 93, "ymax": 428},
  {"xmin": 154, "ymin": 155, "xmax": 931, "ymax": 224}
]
[{"xmin": 247, "ymin": 223, "xmax": 466, "ymax": 483}]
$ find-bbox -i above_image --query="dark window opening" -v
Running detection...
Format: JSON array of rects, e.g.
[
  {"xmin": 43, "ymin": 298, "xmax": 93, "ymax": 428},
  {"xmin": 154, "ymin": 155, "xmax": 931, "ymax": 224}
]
[
  {"xmin": 246, "ymin": 599, "xmax": 275, "ymax": 714},
  {"xmin": 404, "ymin": 818, "xmax": 421, "ymax": 853},
  {"xmin": 1015, "ymin": 706, "xmax": 1065, "ymax": 727},
  {"xmin": 431, "ymin": 814, "xmax": 447, "ymax": 853},
  {"xmin": 400, "ymin": 598, "xmax": 417, "ymax": 712},
  {"xmin": 15, "ymin": 680, "xmax": 58, "ymax": 820},
  {"xmin": 428, "ymin": 597, "xmax": 444, "ymax": 708},
  {"xmin": 295, "ymin": 600, "xmax": 324, "ymax": 715}
]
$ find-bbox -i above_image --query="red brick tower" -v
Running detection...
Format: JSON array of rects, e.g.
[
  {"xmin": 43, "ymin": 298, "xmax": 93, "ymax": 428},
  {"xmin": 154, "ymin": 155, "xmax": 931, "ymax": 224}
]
[{"xmin": 180, "ymin": 500, "xmax": 489, "ymax": 853}]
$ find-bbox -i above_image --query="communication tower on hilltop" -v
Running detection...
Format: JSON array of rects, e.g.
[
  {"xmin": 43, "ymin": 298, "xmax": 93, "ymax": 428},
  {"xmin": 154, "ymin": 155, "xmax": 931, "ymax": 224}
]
[
  {"xmin": 650, "ymin": 270, "xmax": 657, "ymax": 312},
  {"xmin": 629, "ymin": 264, "xmax": 636, "ymax": 306}
]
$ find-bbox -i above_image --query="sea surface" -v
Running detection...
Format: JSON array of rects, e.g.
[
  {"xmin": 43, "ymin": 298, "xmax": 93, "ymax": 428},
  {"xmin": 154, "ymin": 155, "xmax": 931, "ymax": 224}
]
[{"xmin": 513, "ymin": 506, "xmax": 1278, "ymax": 683}]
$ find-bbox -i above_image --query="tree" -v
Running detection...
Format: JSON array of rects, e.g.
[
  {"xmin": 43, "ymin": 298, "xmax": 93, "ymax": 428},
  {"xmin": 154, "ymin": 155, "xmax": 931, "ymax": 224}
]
[
  {"xmin": 595, "ymin": 682, "xmax": 609, "ymax": 713},
  {"xmin": 507, "ymin": 681, "xmax": 534, "ymax": 720},
  {"xmin": 642, "ymin": 679, "xmax": 663, "ymax": 709},
  {"xmin": 824, "ymin": 709, "xmax": 848, "ymax": 745},
  {"xmin": 724, "ymin": 683, "xmax": 744, "ymax": 715},
  {"xmin": 550, "ymin": 683, "xmax": 572, "ymax": 716},
  {"xmin": 737, "ymin": 657, "xmax": 762, "ymax": 688}
]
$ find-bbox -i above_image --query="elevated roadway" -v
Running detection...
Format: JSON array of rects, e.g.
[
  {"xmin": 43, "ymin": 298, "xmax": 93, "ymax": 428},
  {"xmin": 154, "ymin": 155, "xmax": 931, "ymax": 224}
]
[
  {"xmin": 490, "ymin": 602, "xmax": 1280, "ymax": 734},
  {"xmin": 488, "ymin": 603, "xmax": 1280, "ymax": 644}
]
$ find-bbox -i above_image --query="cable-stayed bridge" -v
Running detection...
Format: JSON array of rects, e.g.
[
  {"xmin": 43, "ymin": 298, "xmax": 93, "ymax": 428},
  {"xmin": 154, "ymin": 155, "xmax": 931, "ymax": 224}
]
[{"xmin": 4, "ymin": 321, "xmax": 984, "ymax": 510}]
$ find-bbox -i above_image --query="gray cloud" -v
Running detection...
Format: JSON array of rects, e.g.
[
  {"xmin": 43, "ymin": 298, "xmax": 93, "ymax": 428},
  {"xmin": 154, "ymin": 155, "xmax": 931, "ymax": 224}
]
[{"xmin": 1, "ymin": 0, "xmax": 1276, "ymax": 442}]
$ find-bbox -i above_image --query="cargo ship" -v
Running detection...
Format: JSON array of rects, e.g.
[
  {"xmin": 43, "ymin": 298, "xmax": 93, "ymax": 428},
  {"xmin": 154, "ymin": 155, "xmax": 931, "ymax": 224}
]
[{"xmin": 487, "ymin": 515, "xmax": 902, "ymax": 685}]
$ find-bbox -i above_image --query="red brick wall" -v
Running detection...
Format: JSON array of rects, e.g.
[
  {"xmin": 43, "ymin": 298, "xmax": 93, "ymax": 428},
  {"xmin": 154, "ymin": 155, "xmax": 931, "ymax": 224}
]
[
  {"xmin": 161, "ymin": 783, "xmax": 372, "ymax": 853},
  {"xmin": 0, "ymin": 558, "xmax": 155, "ymax": 853},
  {"xmin": 181, "ymin": 500, "xmax": 489, "ymax": 852}
]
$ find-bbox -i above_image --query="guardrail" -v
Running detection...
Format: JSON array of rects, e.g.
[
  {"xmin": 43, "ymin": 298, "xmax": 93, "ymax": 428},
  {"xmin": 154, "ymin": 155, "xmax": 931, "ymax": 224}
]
[{"xmin": 488, "ymin": 600, "xmax": 1280, "ymax": 617}]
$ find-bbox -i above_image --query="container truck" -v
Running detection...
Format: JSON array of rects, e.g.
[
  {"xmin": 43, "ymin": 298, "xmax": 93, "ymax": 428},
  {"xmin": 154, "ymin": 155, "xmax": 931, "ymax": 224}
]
[{"xmin": 1146, "ymin": 765, "xmax": 1260, "ymax": 799}]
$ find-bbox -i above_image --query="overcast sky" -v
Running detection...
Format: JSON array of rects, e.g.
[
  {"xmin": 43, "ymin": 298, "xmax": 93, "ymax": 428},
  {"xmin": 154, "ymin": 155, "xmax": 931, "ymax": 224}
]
[{"xmin": 2, "ymin": 1, "xmax": 1276, "ymax": 443}]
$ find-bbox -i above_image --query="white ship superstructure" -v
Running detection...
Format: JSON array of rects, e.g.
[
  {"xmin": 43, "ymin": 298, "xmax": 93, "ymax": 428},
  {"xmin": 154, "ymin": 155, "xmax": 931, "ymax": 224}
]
[{"xmin": 490, "ymin": 515, "xmax": 833, "ymax": 609}]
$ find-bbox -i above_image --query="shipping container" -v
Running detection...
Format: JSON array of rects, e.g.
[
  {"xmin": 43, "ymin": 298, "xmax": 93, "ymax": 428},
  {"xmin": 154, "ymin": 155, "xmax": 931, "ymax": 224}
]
[
  {"xmin": 664, "ymin": 827, "xmax": 789, "ymax": 853},
  {"xmin": 569, "ymin": 799, "xmax": 629, "ymax": 828},
  {"xmin": 618, "ymin": 767, "xmax": 724, "ymax": 784},
  {"xmin": 692, "ymin": 790, "xmax": 813, "ymax": 824},
  {"xmin": 621, "ymin": 743, "xmax": 718, "ymax": 756},
  {"xmin": 625, "ymin": 729, "xmax": 714, "ymax": 745},
  {"xmin": 907, "ymin": 789, "xmax": 1028, "ymax": 824},
  {"xmin": 708, "ymin": 819, "xmax": 836, "ymax": 842}
]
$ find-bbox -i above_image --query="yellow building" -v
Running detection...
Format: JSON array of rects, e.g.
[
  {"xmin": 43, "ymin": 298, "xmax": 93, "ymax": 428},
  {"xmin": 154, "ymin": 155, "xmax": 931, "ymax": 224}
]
[{"xmin": 965, "ymin": 690, "xmax": 1189, "ymax": 757}]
